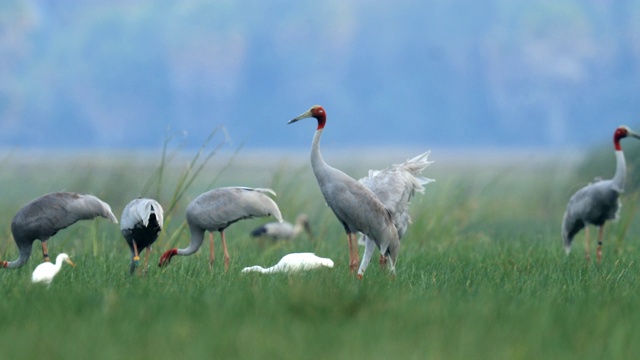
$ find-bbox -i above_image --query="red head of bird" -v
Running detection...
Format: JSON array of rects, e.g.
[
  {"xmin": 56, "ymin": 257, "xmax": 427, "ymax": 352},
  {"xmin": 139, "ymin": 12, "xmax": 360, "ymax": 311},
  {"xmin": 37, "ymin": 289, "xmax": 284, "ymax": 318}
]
[
  {"xmin": 158, "ymin": 248, "xmax": 177, "ymax": 267},
  {"xmin": 614, "ymin": 126, "xmax": 640, "ymax": 151},
  {"xmin": 288, "ymin": 105, "xmax": 327, "ymax": 130}
]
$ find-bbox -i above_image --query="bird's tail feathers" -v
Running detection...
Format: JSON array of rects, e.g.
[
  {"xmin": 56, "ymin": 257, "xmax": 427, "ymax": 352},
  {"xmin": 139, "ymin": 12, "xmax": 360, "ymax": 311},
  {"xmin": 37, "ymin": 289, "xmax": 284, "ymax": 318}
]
[{"xmin": 253, "ymin": 188, "xmax": 277, "ymax": 197}]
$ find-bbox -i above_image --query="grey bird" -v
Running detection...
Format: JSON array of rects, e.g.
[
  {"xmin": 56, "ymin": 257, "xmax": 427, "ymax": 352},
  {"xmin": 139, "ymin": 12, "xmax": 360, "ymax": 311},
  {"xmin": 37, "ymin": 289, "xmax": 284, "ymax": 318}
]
[
  {"xmin": 158, "ymin": 187, "xmax": 283, "ymax": 270},
  {"xmin": 562, "ymin": 126, "xmax": 640, "ymax": 261},
  {"xmin": 120, "ymin": 198, "xmax": 164, "ymax": 274},
  {"xmin": 250, "ymin": 214, "xmax": 312, "ymax": 241},
  {"xmin": 357, "ymin": 151, "xmax": 434, "ymax": 277},
  {"xmin": 288, "ymin": 105, "xmax": 401, "ymax": 276},
  {"xmin": 1, "ymin": 192, "xmax": 118, "ymax": 269}
]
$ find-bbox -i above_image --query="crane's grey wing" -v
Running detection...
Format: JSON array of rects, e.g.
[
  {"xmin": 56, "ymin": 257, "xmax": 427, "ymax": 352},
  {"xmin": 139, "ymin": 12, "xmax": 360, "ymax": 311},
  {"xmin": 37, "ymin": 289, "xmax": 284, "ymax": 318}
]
[
  {"xmin": 12, "ymin": 192, "xmax": 117, "ymax": 241},
  {"xmin": 120, "ymin": 198, "xmax": 164, "ymax": 231},
  {"xmin": 65, "ymin": 193, "xmax": 118, "ymax": 223},
  {"xmin": 565, "ymin": 181, "xmax": 621, "ymax": 225},
  {"xmin": 187, "ymin": 187, "xmax": 283, "ymax": 231},
  {"xmin": 562, "ymin": 180, "xmax": 621, "ymax": 252}
]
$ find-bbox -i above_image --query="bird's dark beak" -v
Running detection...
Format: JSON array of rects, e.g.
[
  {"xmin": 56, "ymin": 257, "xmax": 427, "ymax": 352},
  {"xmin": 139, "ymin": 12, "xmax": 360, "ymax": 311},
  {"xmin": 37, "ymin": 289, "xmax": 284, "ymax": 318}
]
[{"xmin": 288, "ymin": 110, "xmax": 313, "ymax": 124}]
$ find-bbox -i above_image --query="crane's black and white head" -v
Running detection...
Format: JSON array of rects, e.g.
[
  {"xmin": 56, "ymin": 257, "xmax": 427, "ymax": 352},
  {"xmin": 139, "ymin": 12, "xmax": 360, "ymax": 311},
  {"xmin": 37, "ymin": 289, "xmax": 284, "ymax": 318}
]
[
  {"xmin": 288, "ymin": 105, "xmax": 327, "ymax": 130},
  {"xmin": 614, "ymin": 126, "xmax": 640, "ymax": 151}
]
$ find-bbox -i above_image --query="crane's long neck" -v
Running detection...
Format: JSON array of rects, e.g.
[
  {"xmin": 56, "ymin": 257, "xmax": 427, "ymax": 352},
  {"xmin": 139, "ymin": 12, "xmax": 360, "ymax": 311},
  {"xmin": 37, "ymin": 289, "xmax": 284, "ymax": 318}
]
[
  {"xmin": 310, "ymin": 128, "xmax": 338, "ymax": 187},
  {"xmin": 244, "ymin": 265, "xmax": 275, "ymax": 274},
  {"xmin": 612, "ymin": 150, "xmax": 626, "ymax": 192},
  {"xmin": 177, "ymin": 224, "xmax": 206, "ymax": 256},
  {"xmin": 2, "ymin": 239, "xmax": 33, "ymax": 269}
]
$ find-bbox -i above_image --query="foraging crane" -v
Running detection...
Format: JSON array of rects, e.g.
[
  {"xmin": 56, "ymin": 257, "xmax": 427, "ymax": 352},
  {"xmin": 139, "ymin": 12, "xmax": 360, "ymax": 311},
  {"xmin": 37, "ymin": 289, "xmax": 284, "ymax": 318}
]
[
  {"xmin": 1, "ymin": 192, "xmax": 118, "ymax": 269},
  {"xmin": 357, "ymin": 151, "xmax": 434, "ymax": 278},
  {"xmin": 288, "ymin": 105, "xmax": 401, "ymax": 276},
  {"xmin": 32, "ymin": 253, "xmax": 75, "ymax": 284},
  {"xmin": 120, "ymin": 198, "xmax": 164, "ymax": 274},
  {"xmin": 250, "ymin": 214, "xmax": 312, "ymax": 241},
  {"xmin": 158, "ymin": 187, "xmax": 283, "ymax": 270},
  {"xmin": 562, "ymin": 126, "xmax": 640, "ymax": 261},
  {"xmin": 241, "ymin": 252, "xmax": 334, "ymax": 274}
]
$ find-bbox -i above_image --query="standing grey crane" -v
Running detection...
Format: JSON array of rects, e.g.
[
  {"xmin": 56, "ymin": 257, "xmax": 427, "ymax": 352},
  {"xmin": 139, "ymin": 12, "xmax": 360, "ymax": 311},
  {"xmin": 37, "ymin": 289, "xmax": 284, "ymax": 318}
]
[
  {"xmin": 250, "ymin": 214, "xmax": 313, "ymax": 241},
  {"xmin": 120, "ymin": 198, "xmax": 164, "ymax": 274},
  {"xmin": 288, "ymin": 105, "xmax": 401, "ymax": 276},
  {"xmin": 1, "ymin": 192, "xmax": 118, "ymax": 269},
  {"xmin": 562, "ymin": 125, "xmax": 640, "ymax": 261},
  {"xmin": 158, "ymin": 187, "xmax": 283, "ymax": 270},
  {"xmin": 357, "ymin": 151, "xmax": 434, "ymax": 278}
]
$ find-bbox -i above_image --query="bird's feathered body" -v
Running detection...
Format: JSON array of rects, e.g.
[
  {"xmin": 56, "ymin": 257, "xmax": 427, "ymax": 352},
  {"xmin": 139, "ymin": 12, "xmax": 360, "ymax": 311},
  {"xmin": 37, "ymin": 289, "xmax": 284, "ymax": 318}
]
[
  {"xmin": 31, "ymin": 253, "xmax": 75, "ymax": 284},
  {"xmin": 562, "ymin": 127, "xmax": 640, "ymax": 259},
  {"xmin": 159, "ymin": 187, "xmax": 282, "ymax": 267},
  {"xmin": 121, "ymin": 198, "xmax": 164, "ymax": 273},
  {"xmin": 288, "ymin": 105, "xmax": 401, "ymax": 276},
  {"xmin": 357, "ymin": 151, "xmax": 434, "ymax": 275},
  {"xmin": 251, "ymin": 214, "xmax": 311, "ymax": 241},
  {"xmin": 241, "ymin": 252, "xmax": 333, "ymax": 274},
  {"xmin": 313, "ymin": 142, "xmax": 400, "ymax": 258},
  {"xmin": 562, "ymin": 179, "xmax": 621, "ymax": 248},
  {"xmin": 3, "ymin": 192, "xmax": 118, "ymax": 269}
]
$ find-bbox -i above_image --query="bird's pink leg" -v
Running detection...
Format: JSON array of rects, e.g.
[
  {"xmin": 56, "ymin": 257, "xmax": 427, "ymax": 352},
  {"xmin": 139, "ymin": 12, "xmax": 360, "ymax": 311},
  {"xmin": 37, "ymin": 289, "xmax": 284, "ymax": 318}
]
[
  {"xmin": 132, "ymin": 241, "xmax": 140, "ymax": 262},
  {"xmin": 221, "ymin": 231, "xmax": 230, "ymax": 271},
  {"xmin": 41, "ymin": 242, "xmax": 50, "ymax": 262},
  {"xmin": 597, "ymin": 225, "xmax": 604, "ymax": 262},
  {"xmin": 209, "ymin": 233, "xmax": 215, "ymax": 270},
  {"xmin": 584, "ymin": 226, "xmax": 591, "ymax": 261},
  {"xmin": 348, "ymin": 233, "xmax": 359, "ymax": 273},
  {"xmin": 132, "ymin": 241, "xmax": 140, "ymax": 274}
]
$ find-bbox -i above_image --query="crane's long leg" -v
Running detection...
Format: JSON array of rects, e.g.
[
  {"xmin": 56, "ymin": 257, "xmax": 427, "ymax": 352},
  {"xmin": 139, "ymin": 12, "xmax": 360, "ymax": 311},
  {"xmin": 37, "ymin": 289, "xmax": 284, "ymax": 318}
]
[
  {"xmin": 597, "ymin": 225, "xmax": 605, "ymax": 262},
  {"xmin": 132, "ymin": 240, "xmax": 140, "ymax": 274},
  {"xmin": 132, "ymin": 241, "xmax": 140, "ymax": 262},
  {"xmin": 41, "ymin": 241, "xmax": 50, "ymax": 262},
  {"xmin": 209, "ymin": 233, "xmax": 215, "ymax": 270},
  {"xmin": 584, "ymin": 226, "xmax": 591, "ymax": 261},
  {"xmin": 347, "ymin": 233, "xmax": 359, "ymax": 273},
  {"xmin": 221, "ymin": 231, "xmax": 230, "ymax": 271}
]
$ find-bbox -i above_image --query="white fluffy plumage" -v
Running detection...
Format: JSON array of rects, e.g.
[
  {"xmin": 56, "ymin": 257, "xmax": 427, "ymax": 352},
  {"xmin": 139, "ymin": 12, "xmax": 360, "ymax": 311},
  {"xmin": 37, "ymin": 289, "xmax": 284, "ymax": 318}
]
[
  {"xmin": 241, "ymin": 253, "xmax": 334, "ymax": 274},
  {"xmin": 31, "ymin": 253, "xmax": 75, "ymax": 284}
]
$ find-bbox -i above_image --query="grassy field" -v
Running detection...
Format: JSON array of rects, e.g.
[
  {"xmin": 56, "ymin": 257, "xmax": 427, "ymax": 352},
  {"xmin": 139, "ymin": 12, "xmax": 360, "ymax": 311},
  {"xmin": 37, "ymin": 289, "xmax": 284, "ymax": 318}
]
[{"xmin": 1, "ymin": 142, "xmax": 639, "ymax": 359}]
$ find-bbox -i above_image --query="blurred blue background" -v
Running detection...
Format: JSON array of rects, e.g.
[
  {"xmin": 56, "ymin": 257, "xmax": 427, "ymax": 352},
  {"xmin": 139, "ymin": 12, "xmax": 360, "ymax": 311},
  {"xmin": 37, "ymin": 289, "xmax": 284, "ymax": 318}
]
[{"xmin": 1, "ymin": 0, "xmax": 639, "ymax": 151}]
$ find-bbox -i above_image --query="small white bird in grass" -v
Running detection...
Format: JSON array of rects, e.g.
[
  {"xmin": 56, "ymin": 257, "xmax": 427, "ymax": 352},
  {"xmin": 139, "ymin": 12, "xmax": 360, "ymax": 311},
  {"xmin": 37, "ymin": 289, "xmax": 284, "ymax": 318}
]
[
  {"xmin": 241, "ymin": 253, "xmax": 334, "ymax": 274},
  {"xmin": 31, "ymin": 253, "xmax": 76, "ymax": 284}
]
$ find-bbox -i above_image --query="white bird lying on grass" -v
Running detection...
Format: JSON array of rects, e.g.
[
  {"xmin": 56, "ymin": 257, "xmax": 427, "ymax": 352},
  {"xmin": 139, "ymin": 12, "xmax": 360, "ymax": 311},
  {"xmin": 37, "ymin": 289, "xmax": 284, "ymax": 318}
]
[
  {"xmin": 32, "ymin": 253, "xmax": 75, "ymax": 284},
  {"xmin": 241, "ymin": 253, "xmax": 334, "ymax": 274}
]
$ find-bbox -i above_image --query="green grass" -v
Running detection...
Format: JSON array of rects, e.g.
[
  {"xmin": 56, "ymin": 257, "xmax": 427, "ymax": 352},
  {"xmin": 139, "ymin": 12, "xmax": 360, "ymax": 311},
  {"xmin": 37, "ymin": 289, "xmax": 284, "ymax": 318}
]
[{"xmin": 1, "ymin": 146, "xmax": 639, "ymax": 359}]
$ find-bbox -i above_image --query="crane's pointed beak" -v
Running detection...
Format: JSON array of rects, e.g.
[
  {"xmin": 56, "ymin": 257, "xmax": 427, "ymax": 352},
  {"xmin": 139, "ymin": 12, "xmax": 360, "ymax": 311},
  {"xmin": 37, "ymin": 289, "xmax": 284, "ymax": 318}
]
[
  {"xmin": 630, "ymin": 130, "xmax": 640, "ymax": 140},
  {"xmin": 66, "ymin": 259, "xmax": 76, "ymax": 268},
  {"xmin": 288, "ymin": 110, "xmax": 313, "ymax": 124}
]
